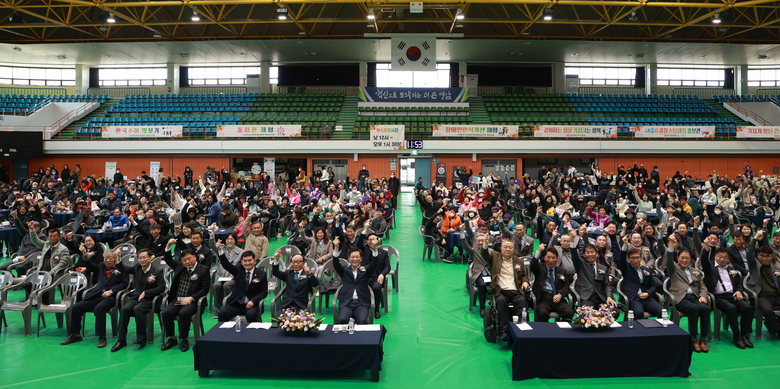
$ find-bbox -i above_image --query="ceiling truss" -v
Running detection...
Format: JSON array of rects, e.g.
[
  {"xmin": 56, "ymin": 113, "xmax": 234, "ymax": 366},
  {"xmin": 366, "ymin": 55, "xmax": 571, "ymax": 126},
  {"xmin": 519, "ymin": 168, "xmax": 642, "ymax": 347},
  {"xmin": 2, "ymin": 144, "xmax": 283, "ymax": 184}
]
[{"xmin": 0, "ymin": 0, "xmax": 779, "ymax": 43}]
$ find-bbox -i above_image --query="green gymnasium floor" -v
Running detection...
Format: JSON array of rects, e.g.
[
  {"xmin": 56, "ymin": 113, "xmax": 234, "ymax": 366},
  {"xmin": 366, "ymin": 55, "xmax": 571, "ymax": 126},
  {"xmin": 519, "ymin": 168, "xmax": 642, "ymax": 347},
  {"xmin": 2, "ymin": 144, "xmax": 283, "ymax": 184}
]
[{"xmin": 1, "ymin": 192, "xmax": 779, "ymax": 389}]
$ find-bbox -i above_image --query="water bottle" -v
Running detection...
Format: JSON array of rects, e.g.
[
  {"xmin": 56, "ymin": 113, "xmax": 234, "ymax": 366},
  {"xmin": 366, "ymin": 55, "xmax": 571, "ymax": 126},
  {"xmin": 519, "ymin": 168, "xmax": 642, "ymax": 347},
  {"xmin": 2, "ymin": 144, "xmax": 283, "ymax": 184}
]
[
  {"xmin": 661, "ymin": 309, "xmax": 668, "ymax": 327},
  {"xmin": 628, "ymin": 310, "xmax": 634, "ymax": 328},
  {"xmin": 2, "ymin": 243, "xmax": 6, "ymax": 259},
  {"xmin": 348, "ymin": 318, "xmax": 355, "ymax": 335},
  {"xmin": 521, "ymin": 308, "xmax": 528, "ymax": 324},
  {"xmin": 235, "ymin": 315, "xmax": 241, "ymax": 333}
]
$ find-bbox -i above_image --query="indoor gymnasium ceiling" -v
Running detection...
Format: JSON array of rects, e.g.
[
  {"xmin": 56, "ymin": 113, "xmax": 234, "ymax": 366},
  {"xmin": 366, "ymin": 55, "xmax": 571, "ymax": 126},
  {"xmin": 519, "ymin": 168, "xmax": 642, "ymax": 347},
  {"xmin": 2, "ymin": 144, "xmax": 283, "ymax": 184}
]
[{"xmin": 0, "ymin": 0, "xmax": 780, "ymax": 44}]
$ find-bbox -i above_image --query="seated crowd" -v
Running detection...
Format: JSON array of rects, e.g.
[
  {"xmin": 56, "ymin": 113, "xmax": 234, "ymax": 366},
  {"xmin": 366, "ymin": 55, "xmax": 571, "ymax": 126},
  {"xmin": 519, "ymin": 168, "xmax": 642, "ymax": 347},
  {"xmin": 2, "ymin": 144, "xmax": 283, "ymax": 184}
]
[
  {"xmin": 416, "ymin": 162, "xmax": 780, "ymax": 349},
  {"xmin": 0, "ymin": 163, "xmax": 398, "ymax": 351}
]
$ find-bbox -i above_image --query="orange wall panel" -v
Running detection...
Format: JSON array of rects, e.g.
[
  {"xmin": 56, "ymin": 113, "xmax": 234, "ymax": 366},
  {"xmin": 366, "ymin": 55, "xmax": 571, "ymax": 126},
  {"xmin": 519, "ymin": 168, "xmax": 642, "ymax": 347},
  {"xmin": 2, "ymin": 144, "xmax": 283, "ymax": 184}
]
[
  {"xmin": 29, "ymin": 155, "xmax": 229, "ymax": 182},
  {"xmin": 593, "ymin": 156, "xmax": 780, "ymax": 181}
]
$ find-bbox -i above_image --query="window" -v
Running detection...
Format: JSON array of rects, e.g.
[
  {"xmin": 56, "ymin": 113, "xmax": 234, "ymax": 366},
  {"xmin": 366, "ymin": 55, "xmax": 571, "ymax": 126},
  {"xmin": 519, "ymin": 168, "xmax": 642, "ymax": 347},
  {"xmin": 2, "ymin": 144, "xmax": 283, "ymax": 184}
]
[
  {"xmin": 565, "ymin": 66, "xmax": 636, "ymax": 86},
  {"xmin": 187, "ymin": 66, "xmax": 261, "ymax": 86},
  {"xmin": 99, "ymin": 67, "xmax": 166, "ymax": 86},
  {"xmin": 747, "ymin": 68, "xmax": 780, "ymax": 87},
  {"xmin": 270, "ymin": 66, "xmax": 278, "ymax": 85},
  {"xmin": 375, "ymin": 63, "xmax": 451, "ymax": 88},
  {"xmin": 0, "ymin": 65, "xmax": 76, "ymax": 86},
  {"xmin": 657, "ymin": 67, "xmax": 728, "ymax": 87}
]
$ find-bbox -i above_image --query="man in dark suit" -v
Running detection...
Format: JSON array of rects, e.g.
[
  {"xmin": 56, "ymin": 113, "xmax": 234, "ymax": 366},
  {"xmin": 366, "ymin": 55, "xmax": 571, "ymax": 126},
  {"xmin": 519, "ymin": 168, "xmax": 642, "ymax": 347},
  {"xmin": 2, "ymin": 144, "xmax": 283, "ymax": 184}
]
[
  {"xmin": 388, "ymin": 173, "xmax": 400, "ymax": 208},
  {"xmin": 160, "ymin": 240, "xmax": 211, "ymax": 352},
  {"xmin": 727, "ymin": 231, "xmax": 750, "ymax": 276},
  {"xmin": 531, "ymin": 246, "xmax": 574, "ymax": 322},
  {"xmin": 131, "ymin": 214, "xmax": 167, "ymax": 257},
  {"xmin": 572, "ymin": 243, "xmax": 615, "ymax": 309},
  {"xmin": 356, "ymin": 223, "xmax": 391, "ymax": 319},
  {"xmin": 331, "ymin": 224, "xmax": 364, "ymax": 261},
  {"xmin": 272, "ymin": 252, "xmax": 319, "ymax": 313},
  {"xmin": 617, "ymin": 242, "xmax": 663, "ymax": 320},
  {"xmin": 332, "ymin": 239, "xmax": 379, "ymax": 324},
  {"xmin": 746, "ymin": 242, "xmax": 780, "ymax": 340},
  {"xmin": 111, "ymin": 248, "xmax": 166, "ymax": 352},
  {"xmin": 175, "ymin": 230, "xmax": 214, "ymax": 268},
  {"xmin": 700, "ymin": 237, "xmax": 754, "ymax": 349},
  {"xmin": 61, "ymin": 249, "xmax": 129, "ymax": 348},
  {"xmin": 481, "ymin": 239, "xmax": 529, "ymax": 341},
  {"xmin": 216, "ymin": 242, "xmax": 268, "ymax": 323}
]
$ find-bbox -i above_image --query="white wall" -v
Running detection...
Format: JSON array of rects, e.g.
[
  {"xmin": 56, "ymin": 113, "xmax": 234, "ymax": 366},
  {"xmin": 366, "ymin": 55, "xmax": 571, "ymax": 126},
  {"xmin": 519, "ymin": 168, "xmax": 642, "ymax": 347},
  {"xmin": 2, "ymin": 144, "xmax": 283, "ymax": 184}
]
[
  {"xmin": 1, "ymin": 102, "xmax": 88, "ymax": 127},
  {"xmin": 737, "ymin": 102, "xmax": 780, "ymax": 126}
]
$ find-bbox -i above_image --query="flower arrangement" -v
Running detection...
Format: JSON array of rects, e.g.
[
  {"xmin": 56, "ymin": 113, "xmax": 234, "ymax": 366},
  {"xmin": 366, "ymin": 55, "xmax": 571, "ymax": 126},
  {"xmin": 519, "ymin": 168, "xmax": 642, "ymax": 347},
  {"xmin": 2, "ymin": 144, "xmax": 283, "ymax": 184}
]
[
  {"xmin": 273, "ymin": 308, "xmax": 325, "ymax": 335},
  {"xmin": 572, "ymin": 304, "xmax": 616, "ymax": 330}
]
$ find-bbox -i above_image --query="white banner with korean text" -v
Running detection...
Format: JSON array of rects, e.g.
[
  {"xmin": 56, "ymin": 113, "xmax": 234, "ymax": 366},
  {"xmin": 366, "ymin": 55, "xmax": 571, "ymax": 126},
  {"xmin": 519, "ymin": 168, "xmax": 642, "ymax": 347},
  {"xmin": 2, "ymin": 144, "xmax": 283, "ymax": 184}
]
[
  {"xmin": 370, "ymin": 125, "xmax": 405, "ymax": 150},
  {"xmin": 432, "ymin": 124, "xmax": 518, "ymax": 138},
  {"xmin": 533, "ymin": 125, "xmax": 617, "ymax": 139},
  {"xmin": 736, "ymin": 126, "xmax": 780, "ymax": 139},
  {"xmin": 632, "ymin": 126, "xmax": 715, "ymax": 138},
  {"xmin": 101, "ymin": 125, "xmax": 182, "ymax": 138},
  {"xmin": 216, "ymin": 125, "xmax": 302, "ymax": 138}
]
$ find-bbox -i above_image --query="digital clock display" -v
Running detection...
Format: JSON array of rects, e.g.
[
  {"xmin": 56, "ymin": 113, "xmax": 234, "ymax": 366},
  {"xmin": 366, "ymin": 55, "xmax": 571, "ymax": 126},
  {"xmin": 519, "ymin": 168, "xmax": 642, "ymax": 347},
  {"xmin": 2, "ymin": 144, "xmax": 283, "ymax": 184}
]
[{"xmin": 406, "ymin": 140, "xmax": 424, "ymax": 149}]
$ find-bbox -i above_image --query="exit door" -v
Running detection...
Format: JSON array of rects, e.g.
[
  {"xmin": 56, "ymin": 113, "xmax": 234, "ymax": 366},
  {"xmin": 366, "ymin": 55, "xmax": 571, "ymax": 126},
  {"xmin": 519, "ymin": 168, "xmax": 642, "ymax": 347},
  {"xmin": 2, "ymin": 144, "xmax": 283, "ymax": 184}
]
[{"xmin": 416, "ymin": 158, "xmax": 431, "ymax": 188}]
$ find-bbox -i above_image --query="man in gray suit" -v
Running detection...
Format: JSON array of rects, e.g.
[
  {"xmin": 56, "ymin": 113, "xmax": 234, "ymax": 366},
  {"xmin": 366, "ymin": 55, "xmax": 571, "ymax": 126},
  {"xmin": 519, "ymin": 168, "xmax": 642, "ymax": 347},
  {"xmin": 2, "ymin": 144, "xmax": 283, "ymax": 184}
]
[
  {"xmin": 499, "ymin": 220, "xmax": 534, "ymax": 258},
  {"xmin": 572, "ymin": 243, "xmax": 616, "ymax": 309},
  {"xmin": 666, "ymin": 234, "xmax": 711, "ymax": 353},
  {"xmin": 746, "ymin": 243, "xmax": 780, "ymax": 340}
]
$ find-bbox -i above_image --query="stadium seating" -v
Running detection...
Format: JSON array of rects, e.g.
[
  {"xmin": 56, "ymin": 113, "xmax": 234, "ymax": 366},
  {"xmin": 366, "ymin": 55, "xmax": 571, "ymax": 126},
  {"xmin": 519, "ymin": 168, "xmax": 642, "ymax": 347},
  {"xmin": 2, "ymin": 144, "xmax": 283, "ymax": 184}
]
[
  {"xmin": 107, "ymin": 93, "xmax": 256, "ymax": 113},
  {"xmin": 0, "ymin": 94, "xmax": 105, "ymax": 115}
]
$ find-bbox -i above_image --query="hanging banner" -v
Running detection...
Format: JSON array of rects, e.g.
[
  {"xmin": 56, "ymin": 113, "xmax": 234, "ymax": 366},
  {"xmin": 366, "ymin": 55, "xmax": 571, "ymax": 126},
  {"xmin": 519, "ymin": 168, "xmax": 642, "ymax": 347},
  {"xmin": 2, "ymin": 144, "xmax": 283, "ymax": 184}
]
[
  {"xmin": 358, "ymin": 87, "xmax": 469, "ymax": 103},
  {"xmin": 736, "ymin": 126, "xmax": 780, "ymax": 139},
  {"xmin": 101, "ymin": 125, "xmax": 182, "ymax": 138},
  {"xmin": 632, "ymin": 126, "xmax": 715, "ymax": 138},
  {"xmin": 534, "ymin": 125, "xmax": 618, "ymax": 139},
  {"xmin": 264, "ymin": 157, "xmax": 276, "ymax": 179},
  {"xmin": 216, "ymin": 125, "xmax": 302, "ymax": 138},
  {"xmin": 370, "ymin": 125, "xmax": 406, "ymax": 150},
  {"xmin": 105, "ymin": 162, "xmax": 117, "ymax": 181},
  {"xmin": 149, "ymin": 162, "xmax": 160, "ymax": 185},
  {"xmin": 432, "ymin": 124, "xmax": 518, "ymax": 138}
]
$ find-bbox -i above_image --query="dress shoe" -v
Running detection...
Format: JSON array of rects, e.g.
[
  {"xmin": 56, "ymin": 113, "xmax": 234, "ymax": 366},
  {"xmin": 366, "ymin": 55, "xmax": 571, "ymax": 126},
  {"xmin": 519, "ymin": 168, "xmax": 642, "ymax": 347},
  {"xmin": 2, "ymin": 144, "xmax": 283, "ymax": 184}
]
[
  {"xmin": 733, "ymin": 334, "xmax": 746, "ymax": 349},
  {"xmin": 742, "ymin": 334, "xmax": 754, "ymax": 349},
  {"xmin": 766, "ymin": 321, "xmax": 780, "ymax": 340},
  {"xmin": 692, "ymin": 338, "xmax": 701, "ymax": 353},
  {"xmin": 161, "ymin": 337, "xmax": 178, "ymax": 351},
  {"xmin": 111, "ymin": 340, "xmax": 127, "ymax": 352},
  {"xmin": 375, "ymin": 309, "xmax": 382, "ymax": 319},
  {"xmin": 499, "ymin": 333, "xmax": 508, "ymax": 342},
  {"xmin": 97, "ymin": 336, "xmax": 107, "ymax": 349},
  {"xmin": 699, "ymin": 339, "xmax": 709, "ymax": 353},
  {"xmin": 60, "ymin": 335, "xmax": 82, "ymax": 345},
  {"xmin": 133, "ymin": 337, "xmax": 148, "ymax": 349},
  {"xmin": 479, "ymin": 308, "xmax": 485, "ymax": 318},
  {"xmin": 180, "ymin": 339, "xmax": 189, "ymax": 352}
]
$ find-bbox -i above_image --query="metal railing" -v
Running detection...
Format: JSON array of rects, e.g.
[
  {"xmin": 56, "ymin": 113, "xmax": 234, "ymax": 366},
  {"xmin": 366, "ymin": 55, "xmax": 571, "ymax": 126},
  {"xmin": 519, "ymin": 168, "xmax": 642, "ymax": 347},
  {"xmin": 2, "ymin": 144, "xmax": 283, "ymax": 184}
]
[
  {"xmin": 578, "ymin": 87, "xmax": 644, "ymax": 95},
  {"xmin": 0, "ymin": 86, "xmax": 68, "ymax": 96},
  {"xmin": 478, "ymin": 86, "xmax": 551, "ymax": 95},
  {"xmin": 181, "ymin": 86, "xmax": 248, "ymax": 95},
  {"xmin": 276, "ymin": 85, "xmax": 347, "ymax": 95},
  {"xmin": 724, "ymin": 101, "xmax": 768, "ymax": 126},
  {"xmin": 87, "ymin": 87, "xmax": 151, "ymax": 98},
  {"xmin": 44, "ymin": 101, "xmax": 100, "ymax": 139},
  {"xmin": 756, "ymin": 88, "xmax": 780, "ymax": 96},
  {"xmin": 672, "ymin": 88, "xmax": 735, "ymax": 99}
]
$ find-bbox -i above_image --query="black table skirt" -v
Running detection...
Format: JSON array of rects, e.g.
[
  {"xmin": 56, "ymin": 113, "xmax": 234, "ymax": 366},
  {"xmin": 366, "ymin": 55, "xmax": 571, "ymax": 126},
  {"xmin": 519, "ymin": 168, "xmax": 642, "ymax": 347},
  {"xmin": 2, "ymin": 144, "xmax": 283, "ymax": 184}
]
[
  {"xmin": 0, "ymin": 227, "xmax": 22, "ymax": 252},
  {"xmin": 506, "ymin": 322, "xmax": 692, "ymax": 381},
  {"xmin": 194, "ymin": 323, "xmax": 386, "ymax": 374}
]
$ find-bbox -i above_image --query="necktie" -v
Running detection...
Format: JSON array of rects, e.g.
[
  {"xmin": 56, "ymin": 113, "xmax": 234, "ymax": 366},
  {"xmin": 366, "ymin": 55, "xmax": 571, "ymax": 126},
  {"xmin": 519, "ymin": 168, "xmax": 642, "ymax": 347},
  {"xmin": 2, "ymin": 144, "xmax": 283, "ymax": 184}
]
[
  {"xmin": 294, "ymin": 271, "xmax": 299, "ymax": 284},
  {"xmin": 548, "ymin": 268, "xmax": 557, "ymax": 295},
  {"xmin": 593, "ymin": 263, "xmax": 597, "ymax": 278},
  {"xmin": 246, "ymin": 272, "xmax": 251, "ymax": 290}
]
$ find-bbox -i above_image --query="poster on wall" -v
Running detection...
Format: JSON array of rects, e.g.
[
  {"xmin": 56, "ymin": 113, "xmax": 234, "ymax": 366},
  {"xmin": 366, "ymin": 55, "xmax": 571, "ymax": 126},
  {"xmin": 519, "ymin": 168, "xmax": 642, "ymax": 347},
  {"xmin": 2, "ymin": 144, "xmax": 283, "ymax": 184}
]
[
  {"xmin": 632, "ymin": 126, "xmax": 715, "ymax": 138},
  {"xmin": 105, "ymin": 162, "xmax": 117, "ymax": 181},
  {"xmin": 435, "ymin": 163, "xmax": 447, "ymax": 186},
  {"xmin": 736, "ymin": 126, "xmax": 780, "ymax": 139},
  {"xmin": 149, "ymin": 162, "xmax": 160, "ymax": 185},
  {"xmin": 216, "ymin": 125, "xmax": 302, "ymax": 138},
  {"xmin": 370, "ymin": 125, "xmax": 406, "ymax": 150},
  {"xmin": 264, "ymin": 158, "xmax": 275, "ymax": 180},
  {"xmin": 390, "ymin": 158, "xmax": 397, "ymax": 171},
  {"xmin": 101, "ymin": 126, "xmax": 182, "ymax": 138},
  {"xmin": 432, "ymin": 124, "xmax": 518, "ymax": 138},
  {"xmin": 533, "ymin": 125, "xmax": 617, "ymax": 139}
]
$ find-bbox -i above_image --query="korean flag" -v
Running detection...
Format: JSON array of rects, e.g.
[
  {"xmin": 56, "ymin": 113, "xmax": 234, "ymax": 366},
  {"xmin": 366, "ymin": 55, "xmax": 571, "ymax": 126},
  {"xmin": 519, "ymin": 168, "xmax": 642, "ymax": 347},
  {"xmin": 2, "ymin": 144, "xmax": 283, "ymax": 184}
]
[{"xmin": 391, "ymin": 38, "xmax": 436, "ymax": 71}]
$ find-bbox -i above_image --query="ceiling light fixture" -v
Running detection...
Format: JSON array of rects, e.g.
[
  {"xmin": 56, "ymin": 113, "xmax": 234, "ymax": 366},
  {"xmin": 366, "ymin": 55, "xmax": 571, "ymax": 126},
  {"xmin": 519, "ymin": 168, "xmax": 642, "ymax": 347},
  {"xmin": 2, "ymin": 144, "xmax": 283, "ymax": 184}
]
[
  {"xmin": 367, "ymin": 10, "xmax": 375, "ymax": 20},
  {"xmin": 180, "ymin": 53, "xmax": 189, "ymax": 58},
  {"xmin": 456, "ymin": 10, "xmax": 465, "ymax": 20},
  {"xmin": 57, "ymin": 55, "xmax": 66, "ymax": 60},
  {"xmin": 543, "ymin": 8, "xmax": 554, "ymax": 21},
  {"xmin": 277, "ymin": 8, "xmax": 288, "ymax": 20},
  {"xmin": 712, "ymin": 13, "xmax": 721, "ymax": 24},
  {"xmin": 629, "ymin": 11, "xmax": 637, "ymax": 21},
  {"xmin": 106, "ymin": 13, "xmax": 116, "ymax": 23},
  {"xmin": 8, "ymin": 13, "xmax": 21, "ymax": 23},
  {"xmin": 153, "ymin": 33, "xmax": 162, "ymax": 38},
  {"xmin": 191, "ymin": 10, "xmax": 200, "ymax": 22}
]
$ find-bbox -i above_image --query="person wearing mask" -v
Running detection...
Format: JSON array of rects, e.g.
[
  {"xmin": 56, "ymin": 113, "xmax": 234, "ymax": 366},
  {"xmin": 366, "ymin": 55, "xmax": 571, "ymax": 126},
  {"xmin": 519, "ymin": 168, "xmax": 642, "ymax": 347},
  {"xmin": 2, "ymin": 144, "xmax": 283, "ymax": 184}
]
[{"xmin": 358, "ymin": 165, "xmax": 370, "ymax": 192}]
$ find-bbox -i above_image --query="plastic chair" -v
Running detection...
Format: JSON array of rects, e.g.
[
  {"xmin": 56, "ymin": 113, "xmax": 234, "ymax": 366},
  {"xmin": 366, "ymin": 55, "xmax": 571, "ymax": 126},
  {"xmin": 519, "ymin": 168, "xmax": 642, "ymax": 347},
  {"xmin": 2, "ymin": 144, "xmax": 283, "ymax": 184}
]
[
  {"xmin": 0, "ymin": 271, "xmax": 12, "ymax": 327},
  {"xmin": 316, "ymin": 258, "xmax": 349, "ymax": 314},
  {"xmin": 36, "ymin": 272, "xmax": 88, "ymax": 337},
  {"xmin": 419, "ymin": 226, "xmax": 439, "ymax": 264},
  {"xmin": 117, "ymin": 243, "xmax": 136, "ymax": 258},
  {"xmin": 274, "ymin": 245, "xmax": 302, "ymax": 267},
  {"xmin": 7, "ymin": 251, "xmax": 42, "ymax": 281},
  {"xmin": 0, "ymin": 271, "xmax": 52, "ymax": 336},
  {"xmin": 616, "ymin": 278, "xmax": 663, "ymax": 319},
  {"xmin": 332, "ymin": 284, "xmax": 375, "ymax": 324},
  {"xmin": 378, "ymin": 245, "xmax": 399, "ymax": 315}
]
